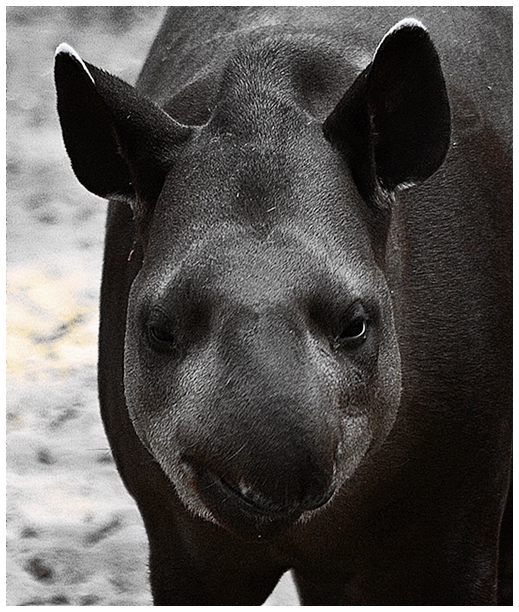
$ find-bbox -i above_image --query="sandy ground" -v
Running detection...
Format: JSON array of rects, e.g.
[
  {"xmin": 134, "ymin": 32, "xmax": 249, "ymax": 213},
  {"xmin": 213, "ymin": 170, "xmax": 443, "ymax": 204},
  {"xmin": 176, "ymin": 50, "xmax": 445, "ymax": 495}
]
[{"xmin": 6, "ymin": 7, "xmax": 298, "ymax": 606}]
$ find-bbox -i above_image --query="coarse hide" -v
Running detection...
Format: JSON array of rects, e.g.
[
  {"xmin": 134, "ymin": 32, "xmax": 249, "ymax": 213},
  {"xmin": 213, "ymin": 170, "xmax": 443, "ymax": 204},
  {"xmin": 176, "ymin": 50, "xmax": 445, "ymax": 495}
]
[{"xmin": 55, "ymin": 7, "xmax": 512, "ymax": 605}]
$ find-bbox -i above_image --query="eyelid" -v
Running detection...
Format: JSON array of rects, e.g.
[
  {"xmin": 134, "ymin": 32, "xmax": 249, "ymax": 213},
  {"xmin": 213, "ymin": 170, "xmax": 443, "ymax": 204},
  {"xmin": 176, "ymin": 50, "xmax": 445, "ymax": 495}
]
[
  {"xmin": 344, "ymin": 299, "xmax": 368, "ymax": 323},
  {"xmin": 148, "ymin": 305, "xmax": 174, "ymax": 326}
]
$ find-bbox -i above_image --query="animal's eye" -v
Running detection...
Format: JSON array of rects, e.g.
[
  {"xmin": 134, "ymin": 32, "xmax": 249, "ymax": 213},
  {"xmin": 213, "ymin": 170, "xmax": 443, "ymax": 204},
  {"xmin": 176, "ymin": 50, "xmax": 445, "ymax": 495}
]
[
  {"xmin": 146, "ymin": 312, "xmax": 177, "ymax": 351},
  {"xmin": 147, "ymin": 322, "xmax": 177, "ymax": 352},
  {"xmin": 340, "ymin": 317, "xmax": 367, "ymax": 342},
  {"xmin": 147, "ymin": 325, "xmax": 176, "ymax": 351},
  {"xmin": 334, "ymin": 304, "xmax": 369, "ymax": 350}
]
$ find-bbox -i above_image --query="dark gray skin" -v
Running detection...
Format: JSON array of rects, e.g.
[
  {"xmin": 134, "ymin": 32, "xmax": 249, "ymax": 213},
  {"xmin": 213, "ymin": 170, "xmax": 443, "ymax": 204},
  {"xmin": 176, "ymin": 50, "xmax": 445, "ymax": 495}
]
[{"xmin": 54, "ymin": 7, "xmax": 511, "ymax": 605}]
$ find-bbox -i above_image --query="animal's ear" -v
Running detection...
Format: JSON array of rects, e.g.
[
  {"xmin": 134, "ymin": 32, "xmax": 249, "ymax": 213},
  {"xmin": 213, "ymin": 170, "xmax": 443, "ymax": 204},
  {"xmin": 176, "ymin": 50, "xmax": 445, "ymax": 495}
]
[
  {"xmin": 323, "ymin": 19, "xmax": 450, "ymax": 206},
  {"xmin": 54, "ymin": 43, "xmax": 192, "ymax": 220}
]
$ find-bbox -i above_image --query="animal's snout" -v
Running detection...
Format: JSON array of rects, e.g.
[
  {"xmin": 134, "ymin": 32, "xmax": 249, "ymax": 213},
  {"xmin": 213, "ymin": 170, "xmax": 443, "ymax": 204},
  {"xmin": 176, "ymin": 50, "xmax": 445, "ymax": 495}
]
[
  {"xmin": 163, "ymin": 309, "xmax": 347, "ymax": 535},
  {"xmin": 181, "ymin": 433, "xmax": 338, "ymax": 529}
]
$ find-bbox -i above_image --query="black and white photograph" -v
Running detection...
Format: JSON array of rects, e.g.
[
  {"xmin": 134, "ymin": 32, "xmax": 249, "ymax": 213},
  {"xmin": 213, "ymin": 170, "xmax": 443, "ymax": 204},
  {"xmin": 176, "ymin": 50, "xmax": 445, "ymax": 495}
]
[{"xmin": 6, "ymin": 6, "xmax": 512, "ymax": 606}]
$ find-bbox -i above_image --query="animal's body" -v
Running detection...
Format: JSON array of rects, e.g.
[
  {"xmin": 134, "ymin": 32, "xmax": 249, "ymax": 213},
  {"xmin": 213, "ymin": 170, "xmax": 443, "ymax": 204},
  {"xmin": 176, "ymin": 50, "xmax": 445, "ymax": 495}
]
[{"xmin": 55, "ymin": 7, "xmax": 512, "ymax": 605}]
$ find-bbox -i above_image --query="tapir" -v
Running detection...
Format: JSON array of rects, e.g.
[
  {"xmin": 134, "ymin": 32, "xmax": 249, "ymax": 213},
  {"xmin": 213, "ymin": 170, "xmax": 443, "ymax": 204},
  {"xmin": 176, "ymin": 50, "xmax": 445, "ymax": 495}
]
[{"xmin": 54, "ymin": 7, "xmax": 512, "ymax": 605}]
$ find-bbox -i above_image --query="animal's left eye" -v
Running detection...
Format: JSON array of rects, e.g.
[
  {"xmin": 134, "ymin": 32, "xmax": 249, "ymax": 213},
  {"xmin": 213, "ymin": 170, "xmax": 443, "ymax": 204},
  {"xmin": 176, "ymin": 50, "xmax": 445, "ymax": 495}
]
[
  {"xmin": 340, "ymin": 317, "xmax": 367, "ymax": 341},
  {"xmin": 334, "ymin": 304, "xmax": 369, "ymax": 349}
]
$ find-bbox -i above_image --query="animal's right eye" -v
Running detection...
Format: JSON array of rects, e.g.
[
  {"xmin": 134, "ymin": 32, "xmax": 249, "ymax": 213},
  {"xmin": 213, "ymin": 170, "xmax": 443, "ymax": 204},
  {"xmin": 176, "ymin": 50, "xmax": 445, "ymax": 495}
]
[
  {"xmin": 147, "ymin": 324, "xmax": 176, "ymax": 350},
  {"xmin": 146, "ymin": 308, "xmax": 178, "ymax": 352}
]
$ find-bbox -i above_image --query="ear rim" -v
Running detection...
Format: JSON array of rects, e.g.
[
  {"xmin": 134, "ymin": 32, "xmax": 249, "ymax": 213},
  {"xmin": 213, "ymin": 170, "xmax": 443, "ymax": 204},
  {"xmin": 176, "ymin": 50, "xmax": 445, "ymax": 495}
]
[
  {"xmin": 323, "ymin": 19, "xmax": 451, "ymax": 207},
  {"xmin": 55, "ymin": 43, "xmax": 95, "ymax": 84}
]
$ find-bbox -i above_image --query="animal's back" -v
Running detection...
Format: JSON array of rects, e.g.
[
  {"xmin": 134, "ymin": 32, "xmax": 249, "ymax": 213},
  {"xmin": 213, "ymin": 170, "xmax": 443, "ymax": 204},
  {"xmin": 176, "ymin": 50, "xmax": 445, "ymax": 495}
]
[{"xmin": 138, "ymin": 7, "xmax": 511, "ymax": 145}]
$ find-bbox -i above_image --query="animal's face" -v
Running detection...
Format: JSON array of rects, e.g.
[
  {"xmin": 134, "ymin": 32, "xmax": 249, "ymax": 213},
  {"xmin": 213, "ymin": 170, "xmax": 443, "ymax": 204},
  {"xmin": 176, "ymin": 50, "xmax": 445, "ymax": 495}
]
[
  {"xmin": 122, "ymin": 117, "xmax": 402, "ymax": 537},
  {"xmin": 54, "ymin": 18, "xmax": 449, "ymax": 538}
]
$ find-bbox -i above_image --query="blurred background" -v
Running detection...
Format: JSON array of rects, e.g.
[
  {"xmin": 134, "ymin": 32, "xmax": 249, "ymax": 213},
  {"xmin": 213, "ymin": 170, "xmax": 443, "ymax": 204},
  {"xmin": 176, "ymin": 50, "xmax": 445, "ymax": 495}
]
[
  {"xmin": 6, "ymin": 6, "xmax": 297, "ymax": 605},
  {"xmin": 7, "ymin": 7, "xmax": 165, "ymax": 605}
]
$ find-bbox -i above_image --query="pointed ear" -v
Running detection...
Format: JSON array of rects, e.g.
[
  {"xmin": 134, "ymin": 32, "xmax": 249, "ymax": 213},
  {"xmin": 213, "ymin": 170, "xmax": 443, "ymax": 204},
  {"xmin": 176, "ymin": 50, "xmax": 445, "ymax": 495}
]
[
  {"xmin": 54, "ymin": 43, "xmax": 192, "ymax": 220},
  {"xmin": 323, "ymin": 19, "xmax": 450, "ymax": 206}
]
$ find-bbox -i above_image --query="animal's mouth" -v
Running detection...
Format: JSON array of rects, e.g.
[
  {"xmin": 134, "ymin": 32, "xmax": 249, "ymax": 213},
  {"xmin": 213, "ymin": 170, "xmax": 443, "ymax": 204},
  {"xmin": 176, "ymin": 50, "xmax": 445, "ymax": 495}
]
[{"xmin": 179, "ymin": 455, "xmax": 333, "ymax": 540}]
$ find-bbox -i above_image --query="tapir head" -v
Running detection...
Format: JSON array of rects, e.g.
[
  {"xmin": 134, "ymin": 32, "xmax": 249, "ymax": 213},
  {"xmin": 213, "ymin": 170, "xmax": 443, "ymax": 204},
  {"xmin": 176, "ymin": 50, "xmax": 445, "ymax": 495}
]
[{"xmin": 55, "ymin": 19, "xmax": 450, "ymax": 538}]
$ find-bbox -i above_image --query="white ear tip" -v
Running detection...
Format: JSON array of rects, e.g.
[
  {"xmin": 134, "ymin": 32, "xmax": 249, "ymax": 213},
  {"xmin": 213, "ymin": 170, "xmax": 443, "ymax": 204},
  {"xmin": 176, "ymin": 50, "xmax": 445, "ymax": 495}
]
[
  {"xmin": 387, "ymin": 18, "xmax": 427, "ymax": 37},
  {"xmin": 55, "ymin": 42, "xmax": 95, "ymax": 84},
  {"xmin": 374, "ymin": 18, "xmax": 428, "ymax": 58},
  {"xmin": 55, "ymin": 42, "xmax": 79, "ymax": 58}
]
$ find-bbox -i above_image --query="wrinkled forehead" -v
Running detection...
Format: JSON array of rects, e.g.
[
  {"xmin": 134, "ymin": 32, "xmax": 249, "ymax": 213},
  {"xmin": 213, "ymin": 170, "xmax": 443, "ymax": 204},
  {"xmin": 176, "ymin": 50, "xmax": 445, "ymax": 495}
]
[
  {"xmin": 141, "ymin": 221, "xmax": 381, "ymax": 311},
  {"xmin": 150, "ymin": 110, "xmax": 364, "ymax": 246}
]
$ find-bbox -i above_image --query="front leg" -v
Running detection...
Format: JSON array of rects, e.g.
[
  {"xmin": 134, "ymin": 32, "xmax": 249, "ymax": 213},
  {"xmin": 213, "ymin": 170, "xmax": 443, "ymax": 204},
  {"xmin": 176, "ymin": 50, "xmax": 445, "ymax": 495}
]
[
  {"xmin": 293, "ymin": 573, "xmax": 352, "ymax": 606},
  {"xmin": 293, "ymin": 538, "xmax": 500, "ymax": 606},
  {"xmin": 145, "ymin": 510, "xmax": 286, "ymax": 605}
]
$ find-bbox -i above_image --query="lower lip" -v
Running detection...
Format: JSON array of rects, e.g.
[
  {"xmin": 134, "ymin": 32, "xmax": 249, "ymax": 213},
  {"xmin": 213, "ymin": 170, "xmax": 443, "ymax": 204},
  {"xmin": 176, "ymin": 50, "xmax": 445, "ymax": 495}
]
[{"xmin": 181, "ymin": 457, "xmax": 302, "ymax": 537}]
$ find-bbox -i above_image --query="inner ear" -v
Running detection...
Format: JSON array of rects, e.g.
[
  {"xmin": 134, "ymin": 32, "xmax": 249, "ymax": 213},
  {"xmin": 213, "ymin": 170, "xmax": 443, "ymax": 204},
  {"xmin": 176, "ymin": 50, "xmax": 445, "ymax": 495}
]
[
  {"xmin": 369, "ymin": 19, "xmax": 451, "ymax": 191},
  {"xmin": 55, "ymin": 44, "xmax": 194, "ymax": 224},
  {"xmin": 323, "ymin": 19, "xmax": 451, "ymax": 205}
]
